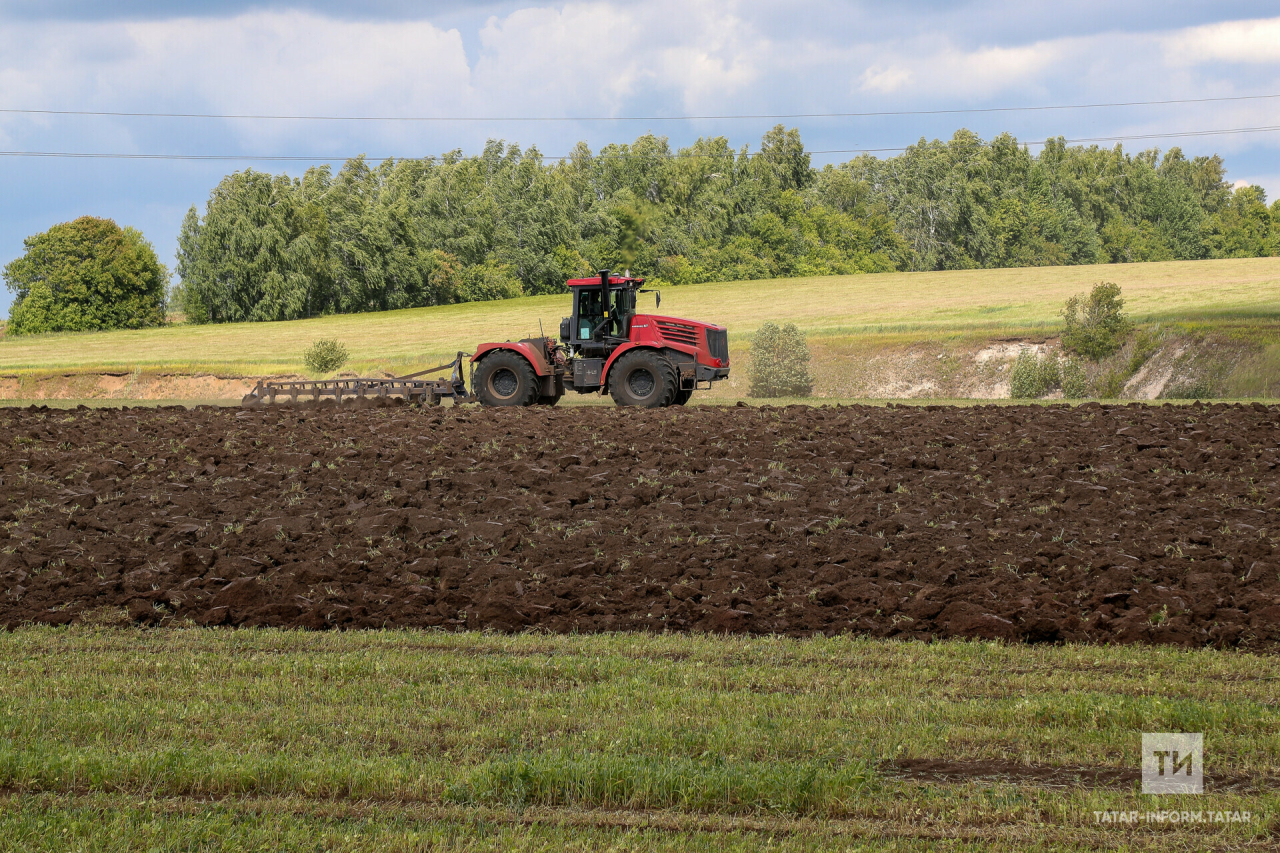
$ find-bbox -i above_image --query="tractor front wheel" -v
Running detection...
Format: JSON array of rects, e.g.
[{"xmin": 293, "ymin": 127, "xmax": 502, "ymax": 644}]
[
  {"xmin": 475, "ymin": 351, "xmax": 539, "ymax": 407},
  {"xmin": 609, "ymin": 350, "xmax": 678, "ymax": 408}
]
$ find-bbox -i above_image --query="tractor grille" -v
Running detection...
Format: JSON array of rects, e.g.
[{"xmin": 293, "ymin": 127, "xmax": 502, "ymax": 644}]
[
  {"xmin": 656, "ymin": 320, "xmax": 699, "ymax": 347},
  {"xmin": 706, "ymin": 328, "xmax": 729, "ymax": 363}
]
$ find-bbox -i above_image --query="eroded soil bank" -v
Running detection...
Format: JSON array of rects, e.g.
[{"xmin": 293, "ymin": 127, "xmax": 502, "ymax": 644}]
[{"xmin": 1, "ymin": 402, "xmax": 1277, "ymax": 647}]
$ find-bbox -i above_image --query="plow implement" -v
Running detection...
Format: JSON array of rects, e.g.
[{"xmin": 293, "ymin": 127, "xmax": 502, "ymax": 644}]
[{"xmin": 241, "ymin": 353, "xmax": 472, "ymax": 408}]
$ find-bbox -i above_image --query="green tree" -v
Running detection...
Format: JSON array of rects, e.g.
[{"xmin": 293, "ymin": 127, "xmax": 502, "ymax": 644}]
[
  {"xmin": 1061, "ymin": 282, "xmax": 1133, "ymax": 360},
  {"xmin": 1201, "ymin": 185, "xmax": 1277, "ymax": 258},
  {"xmin": 176, "ymin": 169, "xmax": 328, "ymax": 323},
  {"xmin": 756, "ymin": 124, "xmax": 813, "ymax": 191},
  {"xmin": 4, "ymin": 216, "xmax": 167, "ymax": 335},
  {"xmin": 178, "ymin": 126, "xmax": 1271, "ymax": 325},
  {"xmin": 749, "ymin": 322, "xmax": 813, "ymax": 397}
]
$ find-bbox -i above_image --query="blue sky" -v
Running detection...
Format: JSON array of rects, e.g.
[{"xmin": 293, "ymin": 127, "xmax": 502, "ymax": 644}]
[{"xmin": 3, "ymin": 1, "xmax": 1280, "ymax": 315}]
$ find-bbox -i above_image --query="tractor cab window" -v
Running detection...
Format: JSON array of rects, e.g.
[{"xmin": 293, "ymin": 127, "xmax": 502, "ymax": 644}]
[
  {"xmin": 576, "ymin": 288, "xmax": 604, "ymax": 340},
  {"xmin": 608, "ymin": 287, "xmax": 635, "ymax": 337},
  {"xmin": 613, "ymin": 288, "xmax": 635, "ymax": 318}
]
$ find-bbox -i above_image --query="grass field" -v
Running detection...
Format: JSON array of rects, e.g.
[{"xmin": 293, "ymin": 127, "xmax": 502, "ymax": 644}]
[
  {"xmin": 0, "ymin": 628, "xmax": 1276, "ymax": 851},
  {"xmin": 0, "ymin": 258, "xmax": 1277, "ymax": 378}
]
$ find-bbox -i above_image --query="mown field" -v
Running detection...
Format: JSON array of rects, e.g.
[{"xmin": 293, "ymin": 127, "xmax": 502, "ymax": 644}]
[
  {"xmin": 1, "ymin": 629, "xmax": 1276, "ymax": 851},
  {"xmin": 0, "ymin": 258, "xmax": 1277, "ymax": 380}
]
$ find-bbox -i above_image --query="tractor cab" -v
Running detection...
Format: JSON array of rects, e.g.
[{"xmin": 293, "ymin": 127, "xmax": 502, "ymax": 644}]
[
  {"xmin": 560, "ymin": 270, "xmax": 655, "ymax": 357},
  {"xmin": 470, "ymin": 266, "xmax": 725, "ymax": 408}
]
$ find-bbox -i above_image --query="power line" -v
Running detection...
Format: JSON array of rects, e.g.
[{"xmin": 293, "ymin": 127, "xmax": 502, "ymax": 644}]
[
  {"xmin": 1, "ymin": 124, "xmax": 1278, "ymax": 163},
  {"xmin": 2, "ymin": 93, "xmax": 1280, "ymax": 123}
]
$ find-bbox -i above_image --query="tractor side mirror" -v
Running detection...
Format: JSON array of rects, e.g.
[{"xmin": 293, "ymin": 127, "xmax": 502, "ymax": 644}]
[
  {"xmin": 559, "ymin": 317, "xmax": 571, "ymax": 342},
  {"xmin": 641, "ymin": 289, "xmax": 661, "ymax": 310}
]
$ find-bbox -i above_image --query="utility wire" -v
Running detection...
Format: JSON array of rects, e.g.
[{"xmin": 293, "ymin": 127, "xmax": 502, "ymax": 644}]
[
  {"xmin": 1, "ymin": 124, "xmax": 1278, "ymax": 163},
  {"xmin": 2, "ymin": 92, "xmax": 1280, "ymax": 123}
]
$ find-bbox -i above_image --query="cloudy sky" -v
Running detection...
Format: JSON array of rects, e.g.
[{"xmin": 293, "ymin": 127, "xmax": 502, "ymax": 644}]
[{"xmin": 2, "ymin": 1, "xmax": 1280, "ymax": 314}]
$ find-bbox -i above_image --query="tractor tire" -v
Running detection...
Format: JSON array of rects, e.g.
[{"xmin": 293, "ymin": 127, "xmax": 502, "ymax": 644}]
[
  {"xmin": 537, "ymin": 390, "xmax": 563, "ymax": 406},
  {"xmin": 475, "ymin": 351, "xmax": 539, "ymax": 407},
  {"xmin": 609, "ymin": 349, "xmax": 678, "ymax": 408},
  {"xmin": 673, "ymin": 388, "xmax": 693, "ymax": 406}
]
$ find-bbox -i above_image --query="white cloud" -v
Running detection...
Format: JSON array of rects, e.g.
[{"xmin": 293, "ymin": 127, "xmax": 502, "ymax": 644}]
[
  {"xmin": 474, "ymin": 4, "xmax": 647, "ymax": 114},
  {"xmin": 0, "ymin": 4, "xmax": 1277, "ymax": 163},
  {"xmin": 857, "ymin": 64, "xmax": 911, "ymax": 94},
  {"xmin": 0, "ymin": 11, "xmax": 474, "ymax": 149},
  {"xmin": 852, "ymin": 38, "xmax": 1067, "ymax": 100},
  {"xmin": 472, "ymin": 1, "xmax": 768, "ymax": 115},
  {"xmin": 1163, "ymin": 16, "xmax": 1280, "ymax": 65}
]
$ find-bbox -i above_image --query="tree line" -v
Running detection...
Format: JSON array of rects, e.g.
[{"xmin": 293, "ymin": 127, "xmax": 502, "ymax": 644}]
[
  {"xmin": 6, "ymin": 126, "xmax": 1279, "ymax": 333},
  {"xmin": 174, "ymin": 127, "xmax": 1278, "ymax": 324},
  {"xmin": 172, "ymin": 126, "xmax": 908, "ymax": 323}
]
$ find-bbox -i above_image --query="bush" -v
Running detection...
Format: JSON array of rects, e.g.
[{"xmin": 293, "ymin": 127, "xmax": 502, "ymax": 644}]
[
  {"xmin": 1092, "ymin": 369, "xmax": 1126, "ymax": 399},
  {"xmin": 303, "ymin": 339, "xmax": 349, "ymax": 374},
  {"xmin": 1162, "ymin": 378, "xmax": 1218, "ymax": 400},
  {"xmin": 459, "ymin": 260, "xmax": 524, "ymax": 302},
  {"xmin": 4, "ymin": 216, "xmax": 168, "ymax": 335},
  {"xmin": 749, "ymin": 322, "xmax": 812, "ymax": 398},
  {"xmin": 1061, "ymin": 282, "xmax": 1132, "ymax": 360},
  {"xmin": 1009, "ymin": 349, "xmax": 1060, "ymax": 399},
  {"xmin": 1061, "ymin": 357, "xmax": 1089, "ymax": 399},
  {"xmin": 656, "ymin": 255, "xmax": 695, "ymax": 286}
]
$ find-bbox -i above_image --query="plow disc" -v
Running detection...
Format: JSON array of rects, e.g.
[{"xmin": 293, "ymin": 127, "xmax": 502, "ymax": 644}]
[{"xmin": 241, "ymin": 352, "xmax": 473, "ymax": 408}]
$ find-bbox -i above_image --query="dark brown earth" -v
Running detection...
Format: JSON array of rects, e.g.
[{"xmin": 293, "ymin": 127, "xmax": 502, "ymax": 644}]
[
  {"xmin": 886, "ymin": 759, "xmax": 1278, "ymax": 792},
  {"xmin": 1, "ymin": 401, "xmax": 1277, "ymax": 648}
]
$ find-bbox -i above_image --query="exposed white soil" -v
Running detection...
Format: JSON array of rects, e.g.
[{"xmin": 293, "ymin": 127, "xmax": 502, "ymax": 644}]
[{"xmin": 0, "ymin": 334, "xmax": 1259, "ymax": 402}]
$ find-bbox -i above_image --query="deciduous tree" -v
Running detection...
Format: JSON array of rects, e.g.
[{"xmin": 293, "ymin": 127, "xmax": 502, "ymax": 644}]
[{"xmin": 4, "ymin": 216, "xmax": 167, "ymax": 335}]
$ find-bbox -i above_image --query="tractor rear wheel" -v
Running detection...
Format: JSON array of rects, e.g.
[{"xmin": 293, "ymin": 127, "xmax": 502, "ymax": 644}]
[
  {"xmin": 673, "ymin": 388, "xmax": 693, "ymax": 406},
  {"xmin": 609, "ymin": 350, "xmax": 678, "ymax": 408},
  {"xmin": 475, "ymin": 351, "xmax": 539, "ymax": 407}
]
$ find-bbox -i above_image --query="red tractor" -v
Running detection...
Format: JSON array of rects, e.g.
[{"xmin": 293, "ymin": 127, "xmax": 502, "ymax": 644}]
[
  {"xmin": 471, "ymin": 270, "xmax": 730, "ymax": 407},
  {"xmin": 241, "ymin": 269, "xmax": 728, "ymax": 410}
]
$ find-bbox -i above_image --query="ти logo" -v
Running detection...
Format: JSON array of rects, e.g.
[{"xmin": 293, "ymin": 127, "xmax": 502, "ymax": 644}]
[{"xmin": 1142, "ymin": 733, "xmax": 1204, "ymax": 794}]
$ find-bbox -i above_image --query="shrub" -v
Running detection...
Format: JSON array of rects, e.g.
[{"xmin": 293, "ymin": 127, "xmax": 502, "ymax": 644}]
[
  {"xmin": 1061, "ymin": 358, "xmax": 1089, "ymax": 399},
  {"xmin": 1127, "ymin": 327, "xmax": 1160, "ymax": 374},
  {"xmin": 1009, "ymin": 349, "xmax": 1060, "ymax": 399},
  {"xmin": 656, "ymin": 255, "xmax": 695, "ymax": 286},
  {"xmin": 1092, "ymin": 369, "xmax": 1126, "ymax": 399},
  {"xmin": 1060, "ymin": 282, "xmax": 1132, "ymax": 360},
  {"xmin": 749, "ymin": 322, "xmax": 813, "ymax": 398},
  {"xmin": 459, "ymin": 260, "xmax": 523, "ymax": 302},
  {"xmin": 303, "ymin": 339, "xmax": 349, "ymax": 374},
  {"xmin": 1162, "ymin": 378, "xmax": 1219, "ymax": 400}
]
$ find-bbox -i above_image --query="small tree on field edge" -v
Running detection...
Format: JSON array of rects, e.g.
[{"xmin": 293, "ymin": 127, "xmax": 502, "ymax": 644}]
[
  {"xmin": 1061, "ymin": 282, "xmax": 1132, "ymax": 360},
  {"xmin": 304, "ymin": 339, "xmax": 349, "ymax": 374},
  {"xmin": 749, "ymin": 322, "xmax": 813, "ymax": 398}
]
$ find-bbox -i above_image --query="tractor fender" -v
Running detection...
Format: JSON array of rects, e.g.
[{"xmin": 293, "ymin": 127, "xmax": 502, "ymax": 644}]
[
  {"xmin": 601, "ymin": 342, "xmax": 698, "ymax": 389},
  {"xmin": 472, "ymin": 341, "xmax": 552, "ymax": 376}
]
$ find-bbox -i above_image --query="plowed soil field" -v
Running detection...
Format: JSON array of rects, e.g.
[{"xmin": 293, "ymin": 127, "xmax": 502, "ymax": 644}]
[{"xmin": 2, "ymin": 402, "xmax": 1278, "ymax": 648}]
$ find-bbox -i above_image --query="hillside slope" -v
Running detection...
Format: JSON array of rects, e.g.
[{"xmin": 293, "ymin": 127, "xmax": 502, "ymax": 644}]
[{"xmin": 0, "ymin": 257, "xmax": 1276, "ymax": 401}]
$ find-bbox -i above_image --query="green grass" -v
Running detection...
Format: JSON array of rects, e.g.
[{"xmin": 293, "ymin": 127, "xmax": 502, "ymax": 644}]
[
  {"xmin": 0, "ymin": 628, "xmax": 1276, "ymax": 850},
  {"xmin": 1, "ymin": 258, "xmax": 1277, "ymax": 377}
]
